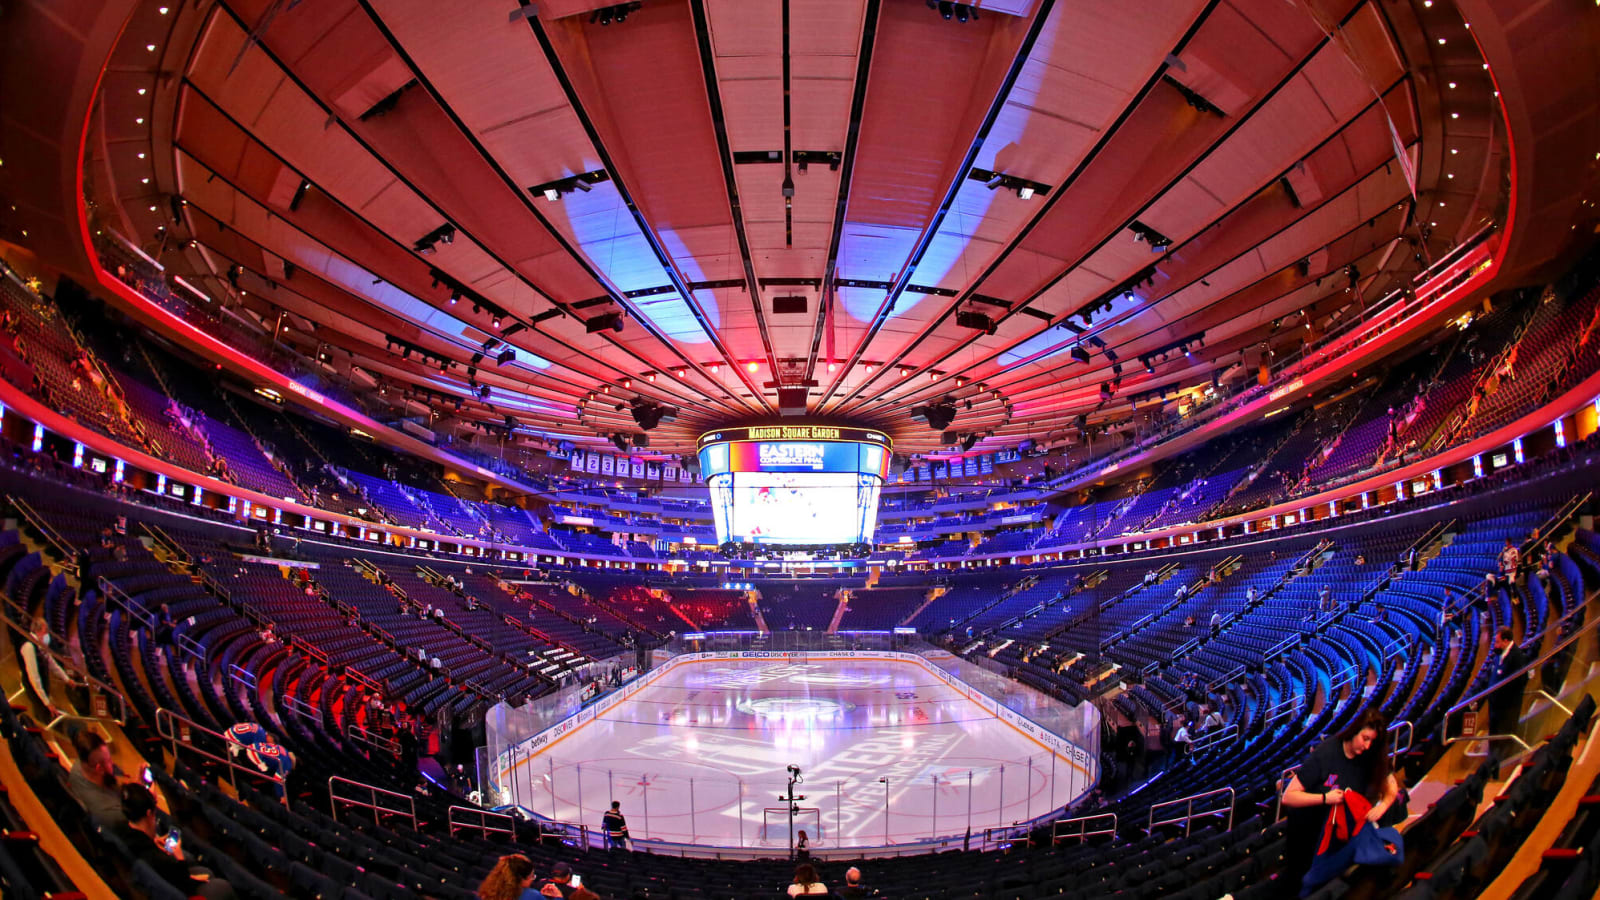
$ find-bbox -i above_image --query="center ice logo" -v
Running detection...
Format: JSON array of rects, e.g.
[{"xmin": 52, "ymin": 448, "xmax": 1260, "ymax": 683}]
[{"xmin": 736, "ymin": 696, "xmax": 855, "ymax": 721}]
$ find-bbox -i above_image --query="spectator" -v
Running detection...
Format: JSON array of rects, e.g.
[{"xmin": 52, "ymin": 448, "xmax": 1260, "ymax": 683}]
[
  {"xmin": 1202, "ymin": 704, "xmax": 1224, "ymax": 733},
  {"xmin": 1245, "ymin": 586, "xmax": 1257, "ymax": 603},
  {"xmin": 1279, "ymin": 710, "xmax": 1399, "ymax": 896},
  {"xmin": 1170, "ymin": 717, "xmax": 1192, "ymax": 757},
  {"xmin": 1487, "ymin": 627, "xmax": 1529, "ymax": 759},
  {"xmin": 476, "ymin": 853, "xmax": 538, "ymax": 900},
  {"xmin": 1496, "ymin": 538, "xmax": 1520, "ymax": 584},
  {"xmin": 114, "ymin": 784, "xmax": 234, "ymax": 900},
  {"xmin": 787, "ymin": 863, "xmax": 827, "ymax": 896},
  {"xmin": 1209, "ymin": 609, "xmax": 1222, "ymax": 634},
  {"xmin": 794, "ymin": 829, "xmax": 811, "ymax": 862},
  {"xmin": 602, "ymin": 801, "xmax": 629, "ymax": 849},
  {"xmin": 538, "ymin": 861, "xmax": 597, "ymax": 899},
  {"xmin": 69, "ymin": 729, "xmax": 129, "ymax": 827},
  {"xmin": 1534, "ymin": 542, "xmax": 1555, "ymax": 590},
  {"xmin": 20, "ymin": 614, "xmax": 64, "ymax": 717},
  {"xmin": 1318, "ymin": 585, "xmax": 1333, "ymax": 613},
  {"xmin": 837, "ymin": 867, "xmax": 871, "ymax": 899}
]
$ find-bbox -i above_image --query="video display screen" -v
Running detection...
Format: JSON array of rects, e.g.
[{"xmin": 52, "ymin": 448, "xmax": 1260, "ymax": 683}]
[{"xmin": 701, "ymin": 440, "xmax": 885, "ymax": 545}]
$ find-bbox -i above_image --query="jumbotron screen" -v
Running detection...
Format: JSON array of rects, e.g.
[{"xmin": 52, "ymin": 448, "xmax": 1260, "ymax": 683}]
[{"xmin": 698, "ymin": 426, "xmax": 891, "ymax": 545}]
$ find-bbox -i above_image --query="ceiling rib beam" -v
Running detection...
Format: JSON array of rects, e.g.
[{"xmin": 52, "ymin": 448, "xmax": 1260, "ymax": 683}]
[
  {"xmin": 892, "ymin": 167, "xmax": 1414, "ymax": 415},
  {"xmin": 811, "ymin": 0, "xmax": 1061, "ymax": 410},
  {"xmin": 861, "ymin": 73, "xmax": 1412, "ymax": 418},
  {"xmin": 513, "ymin": 0, "xmax": 777, "ymax": 416},
  {"xmin": 170, "ymin": 156, "xmax": 729, "ymax": 424},
  {"xmin": 173, "ymin": 77, "xmax": 722, "ymax": 417},
  {"xmin": 801, "ymin": 0, "xmax": 882, "ymax": 385},
  {"xmin": 826, "ymin": 0, "xmax": 1383, "ymax": 417},
  {"xmin": 347, "ymin": 0, "xmax": 758, "ymax": 418},
  {"xmin": 686, "ymin": 0, "xmax": 781, "ymax": 382}
]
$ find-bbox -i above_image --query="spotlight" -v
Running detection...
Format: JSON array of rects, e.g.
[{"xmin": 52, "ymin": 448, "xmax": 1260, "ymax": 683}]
[
  {"xmin": 585, "ymin": 312, "xmax": 625, "ymax": 334},
  {"xmin": 543, "ymin": 188, "xmax": 561, "ymax": 202},
  {"xmin": 496, "ymin": 349, "xmax": 516, "ymax": 365},
  {"xmin": 1070, "ymin": 346, "xmax": 1091, "ymax": 365}
]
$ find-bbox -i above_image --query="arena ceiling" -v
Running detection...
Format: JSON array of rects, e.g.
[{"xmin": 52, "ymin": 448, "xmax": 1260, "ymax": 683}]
[{"xmin": 85, "ymin": 0, "xmax": 1510, "ymax": 459}]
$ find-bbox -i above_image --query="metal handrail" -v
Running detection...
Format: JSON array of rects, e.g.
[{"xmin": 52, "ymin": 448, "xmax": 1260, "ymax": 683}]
[
  {"xmin": 6, "ymin": 495, "xmax": 77, "ymax": 575},
  {"xmin": 1266, "ymin": 633, "xmax": 1301, "ymax": 660},
  {"xmin": 97, "ymin": 577, "xmax": 154, "ymax": 630},
  {"xmin": 174, "ymin": 629, "xmax": 206, "ymax": 665},
  {"xmin": 343, "ymin": 665, "xmax": 381, "ymax": 693},
  {"xmin": 448, "ymin": 805, "xmax": 515, "ymax": 839},
  {"xmin": 329, "ymin": 775, "xmax": 417, "ymax": 830},
  {"xmin": 1447, "ymin": 582, "xmax": 1600, "ymax": 716},
  {"xmin": 2, "ymin": 610, "xmax": 129, "ymax": 726},
  {"xmin": 1380, "ymin": 634, "xmax": 1409, "ymax": 661},
  {"xmin": 347, "ymin": 724, "xmax": 399, "ymax": 756},
  {"xmin": 1389, "ymin": 720, "xmax": 1414, "ymax": 757},
  {"xmin": 1148, "ymin": 786, "xmax": 1235, "ymax": 836},
  {"xmin": 227, "ymin": 663, "xmax": 258, "ymax": 689},
  {"xmin": 1189, "ymin": 723, "xmax": 1239, "ymax": 754},
  {"xmin": 154, "ymin": 707, "xmax": 285, "ymax": 790},
  {"xmin": 980, "ymin": 823, "xmax": 1032, "ymax": 851},
  {"xmin": 1052, "ymin": 812, "xmax": 1117, "ymax": 844},
  {"xmin": 281, "ymin": 693, "xmax": 320, "ymax": 721},
  {"xmin": 1264, "ymin": 696, "xmax": 1303, "ymax": 728},
  {"xmin": 1208, "ymin": 664, "xmax": 1246, "ymax": 693}
]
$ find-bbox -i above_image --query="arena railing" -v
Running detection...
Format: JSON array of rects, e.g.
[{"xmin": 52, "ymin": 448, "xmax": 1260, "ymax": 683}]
[
  {"xmin": 347, "ymin": 723, "xmax": 399, "ymax": 757},
  {"xmin": 5, "ymin": 494, "xmax": 77, "ymax": 576},
  {"xmin": 154, "ymin": 707, "xmax": 285, "ymax": 792},
  {"xmin": 173, "ymin": 629, "xmax": 206, "ymax": 667},
  {"xmin": 1051, "ymin": 812, "xmax": 1117, "ymax": 844},
  {"xmin": 329, "ymin": 775, "xmax": 417, "ymax": 831},
  {"xmin": 1147, "ymin": 786, "xmax": 1235, "ymax": 837},
  {"xmin": 1443, "ymin": 583, "xmax": 1600, "ymax": 755},
  {"xmin": 1187, "ymin": 723, "xmax": 1239, "ymax": 755},
  {"xmin": 280, "ymin": 693, "xmax": 319, "ymax": 722},
  {"xmin": 447, "ymin": 805, "xmax": 516, "ymax": 840},
  {"xmin": 1, "ymin": 599, "xmax": 129, "ymax": 728},
  {"xmin": 1263, "ymin": 696, "xmax": 1303, "ymax": 730},
  {"xmin": 97, "ymin": 577, "xmax": 155, "ymax": 631},
  {"xmin": 227, "ymin": 663, "xmax": 257, "ymax": 692}
]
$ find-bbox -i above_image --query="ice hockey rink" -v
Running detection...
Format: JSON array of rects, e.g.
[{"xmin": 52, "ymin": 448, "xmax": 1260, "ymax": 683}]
[{"xmin": 500, "ymin": 657, "xmax": 1093, "ymax": 850}]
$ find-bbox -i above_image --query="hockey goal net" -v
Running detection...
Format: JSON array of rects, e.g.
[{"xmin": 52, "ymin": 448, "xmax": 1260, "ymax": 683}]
[{"xmin": 761, "ymin": 807, "xmax": 822, "ymax": 845}]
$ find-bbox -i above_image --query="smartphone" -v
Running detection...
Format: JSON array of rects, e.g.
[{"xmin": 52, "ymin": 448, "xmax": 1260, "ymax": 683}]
[
  {"xmin": 163, "ymin": 829, "xmax": 180, "ymax": 852},
  {"xmin": 570, "ymin": 875, "xmax": 581, "ymax": 889},
  {"xmin": 140, "ymin": 765, "xmax": 154, "ymax": 786}
]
